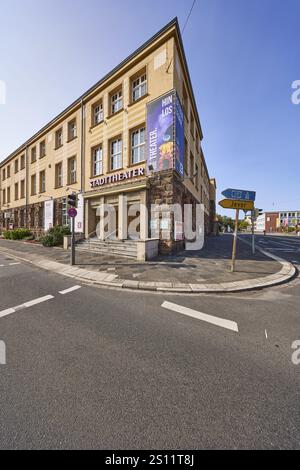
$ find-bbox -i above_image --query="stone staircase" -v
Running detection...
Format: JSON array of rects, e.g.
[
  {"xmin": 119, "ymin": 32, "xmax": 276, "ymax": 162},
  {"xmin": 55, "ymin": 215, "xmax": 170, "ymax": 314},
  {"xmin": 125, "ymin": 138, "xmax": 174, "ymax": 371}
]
[{"xmin": 76, "ymin": 237, "xmax": 138, "ymax": 259}]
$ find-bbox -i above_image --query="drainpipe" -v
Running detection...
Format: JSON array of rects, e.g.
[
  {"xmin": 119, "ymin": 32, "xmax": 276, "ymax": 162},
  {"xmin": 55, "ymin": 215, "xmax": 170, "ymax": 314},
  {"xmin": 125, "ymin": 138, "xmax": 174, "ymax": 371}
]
[
  {"xmin": 80, "ymin": 98, "xmax": 85, "ymax": 235},
  {"xmin": 25, "ymin": 145, "xmax": 28, "ymax": 228},
  {"xmin": 80, "ymin": 98, "xmax": 84, "ymax": 193}
]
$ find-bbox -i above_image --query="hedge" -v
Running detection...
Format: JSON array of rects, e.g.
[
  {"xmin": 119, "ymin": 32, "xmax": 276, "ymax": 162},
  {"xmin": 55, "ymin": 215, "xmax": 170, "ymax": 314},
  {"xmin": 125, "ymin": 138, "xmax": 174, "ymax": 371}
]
[{"xmin": 3, "ymin": 228, "xmax": 32, "ymax": 240}]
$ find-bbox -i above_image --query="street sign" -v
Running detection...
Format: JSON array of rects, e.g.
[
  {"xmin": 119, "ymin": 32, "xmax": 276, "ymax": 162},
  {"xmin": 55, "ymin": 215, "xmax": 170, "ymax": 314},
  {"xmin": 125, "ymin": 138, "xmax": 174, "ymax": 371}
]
[
  {"xmin": 219, "ymin": 199, "xmax": 254, "ymax": 210},
  {"xmin": 67, "ymin": 207, "xmax": 77, "ymax": 218},
  {"xmin": 221, "ymin": 188, "xmax": 256, "ymax": 202}
]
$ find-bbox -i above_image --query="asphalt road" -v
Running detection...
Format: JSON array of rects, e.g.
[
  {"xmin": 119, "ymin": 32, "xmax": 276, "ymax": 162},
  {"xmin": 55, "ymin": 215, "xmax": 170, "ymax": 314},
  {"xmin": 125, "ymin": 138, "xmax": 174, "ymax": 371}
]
[{"xmin": 0, "ymin": 236, "xmax": 299, "ymax": 449}]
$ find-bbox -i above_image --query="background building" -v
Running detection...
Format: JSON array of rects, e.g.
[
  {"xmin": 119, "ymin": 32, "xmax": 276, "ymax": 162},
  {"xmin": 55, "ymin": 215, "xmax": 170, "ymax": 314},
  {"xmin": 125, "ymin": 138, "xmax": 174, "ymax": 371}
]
[{"xmin": 0, "ymin": 18, "xmax": 215, "ymax": 257}]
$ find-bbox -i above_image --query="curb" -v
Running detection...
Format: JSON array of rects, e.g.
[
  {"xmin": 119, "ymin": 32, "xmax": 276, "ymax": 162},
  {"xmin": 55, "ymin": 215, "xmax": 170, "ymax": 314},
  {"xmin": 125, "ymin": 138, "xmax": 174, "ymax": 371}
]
[{"xmin": 0, "ymin": 240, "xmax": 297, "ymax": 294}]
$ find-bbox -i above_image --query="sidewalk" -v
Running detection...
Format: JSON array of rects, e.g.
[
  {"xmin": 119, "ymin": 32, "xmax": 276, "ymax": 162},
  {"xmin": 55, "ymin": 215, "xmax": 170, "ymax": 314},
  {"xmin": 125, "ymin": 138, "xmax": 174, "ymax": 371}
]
[{"xmin": 0, "ymin": 234, "xmax": 296, "ymax": 293}]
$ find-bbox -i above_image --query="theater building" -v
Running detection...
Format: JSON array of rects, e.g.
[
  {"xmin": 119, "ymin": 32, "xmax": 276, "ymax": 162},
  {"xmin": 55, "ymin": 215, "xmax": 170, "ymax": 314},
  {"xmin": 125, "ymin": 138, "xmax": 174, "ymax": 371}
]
[{"xmin": 0, "ymin": 18, "xmax": 215, "ymax": 259}]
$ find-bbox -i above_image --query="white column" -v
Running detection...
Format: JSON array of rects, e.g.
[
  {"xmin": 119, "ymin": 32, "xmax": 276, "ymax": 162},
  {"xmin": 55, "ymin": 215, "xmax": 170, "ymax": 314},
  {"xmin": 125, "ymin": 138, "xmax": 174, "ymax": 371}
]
[
  {"xmin": 84, "ymin": 199, "xmax": 89, "ymax": 238},
  {"xmin": 99, "ymin": 196, "xmax": 105, "ymax": 240},
  {"xmin": 118, "ymin": 194, "xmax": 127, "ymax": 240},
  {"xmin": 140, "ymin": 190, "xmax": 148, "ymax": 240}
]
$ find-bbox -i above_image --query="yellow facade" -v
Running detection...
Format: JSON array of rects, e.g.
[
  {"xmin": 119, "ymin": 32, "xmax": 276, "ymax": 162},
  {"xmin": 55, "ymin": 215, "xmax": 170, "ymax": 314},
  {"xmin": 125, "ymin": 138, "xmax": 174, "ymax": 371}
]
[{"xmin": 0, "ymin": 18, "xmax": 214, "ymax": 246}]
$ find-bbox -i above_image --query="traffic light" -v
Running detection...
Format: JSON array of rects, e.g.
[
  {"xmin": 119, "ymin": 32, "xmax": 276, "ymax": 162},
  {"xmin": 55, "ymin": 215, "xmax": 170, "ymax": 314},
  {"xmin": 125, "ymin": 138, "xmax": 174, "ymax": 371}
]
[{"xmin": 68, "ymin": 193, "xmax": 77, "ymax": 207}]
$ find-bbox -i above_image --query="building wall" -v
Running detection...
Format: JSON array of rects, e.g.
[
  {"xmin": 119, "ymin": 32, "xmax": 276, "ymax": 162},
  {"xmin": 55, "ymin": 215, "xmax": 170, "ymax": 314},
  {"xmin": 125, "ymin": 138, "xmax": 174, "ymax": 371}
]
[
  {"xmin": 0, "ymin": 19, "xmax": 213, "ymax": 252},
  {"xmin": 265, "ymin": 212, "xmax": 279, "ymax": 233}
]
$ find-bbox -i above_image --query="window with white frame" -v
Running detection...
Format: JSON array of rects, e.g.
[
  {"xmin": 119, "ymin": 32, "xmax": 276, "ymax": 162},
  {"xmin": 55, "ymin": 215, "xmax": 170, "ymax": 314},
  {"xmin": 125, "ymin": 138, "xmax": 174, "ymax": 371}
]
[
  {"xmin": 110, "ymin": 139, "xmax": 122, "ymax": 170},
  {"xmin": 39, "ymin": 170, "xmax": 46, "ymax": 193},
  {"xmin": 92, "ymin": 145, "xmax": 103, "ymax": 176},
  {"xmin": 55, "ymin": 128, "xmax": 63, "ymax": 148},
  {"xmin": 111, "ymin": 89, "xmax": 123, "ymax": 114},
  {"xmin": 131, "ymin": 127, "xmax": 145, "ymax": 164},
  {"xmin": 55, "ymin": 162, "xmax": 63, "ymax": 188},
  {"xmin": 68, "ymin": 120, "xmax": 77, "ymax": 141},
  {"xmin": 68, "ymin": 157, "xmax": 77, "ymax": 184},
  {"xmin": 62, "ymin": 197, "xmax": 70, "ymax": 227},
  {"xmin": 132, "ymin": 74, "xmax": 147, "ymax": 102},
  {"xmin": 93, "ymin": 101, "xmax": 103, "ymax": 125}
]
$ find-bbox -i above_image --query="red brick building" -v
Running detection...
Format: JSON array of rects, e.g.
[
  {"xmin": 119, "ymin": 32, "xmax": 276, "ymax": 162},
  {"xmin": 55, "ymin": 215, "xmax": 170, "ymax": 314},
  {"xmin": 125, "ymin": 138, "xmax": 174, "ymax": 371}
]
[{"xmin": 265, "ymin": 212, "xmax": 279, "ymax": 233}]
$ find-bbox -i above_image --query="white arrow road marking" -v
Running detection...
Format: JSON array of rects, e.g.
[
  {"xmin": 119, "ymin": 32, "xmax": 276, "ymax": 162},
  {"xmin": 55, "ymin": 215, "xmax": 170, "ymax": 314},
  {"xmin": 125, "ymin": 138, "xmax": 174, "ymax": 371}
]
[
  {"xmin": 161, "ymin": 301, "xmax": 239, "ymax": 332},
  {"xmin": 59, "ymin": 285, "xmax": 81, "ymax": 295},
  {"xmin": 0, "ymin": 295, "xmax": 54, "ymax": 319}
]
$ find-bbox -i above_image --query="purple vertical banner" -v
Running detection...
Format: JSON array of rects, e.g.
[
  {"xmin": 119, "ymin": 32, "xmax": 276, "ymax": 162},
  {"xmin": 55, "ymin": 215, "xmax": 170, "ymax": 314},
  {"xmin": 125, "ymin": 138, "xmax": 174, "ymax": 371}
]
[
  {"xmin": 174, "ymin": 93, "xmax": 184, "ymax": 177},
  {"xmin": 147, "ymin": 91, "xmax": 174, "ymax": 174}
]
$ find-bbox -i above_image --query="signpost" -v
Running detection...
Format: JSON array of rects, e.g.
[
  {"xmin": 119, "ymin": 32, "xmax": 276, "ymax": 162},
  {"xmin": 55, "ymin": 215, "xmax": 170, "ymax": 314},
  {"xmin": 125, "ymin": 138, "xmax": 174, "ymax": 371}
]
[
  {"xmin": 68, "ymin": 194, "xmax": 77, "ymax": 266},
  {"xmin": 222, "ymin": 189, "xmax": 256, "ymax": 201},
  {"xmin": 219, "ymin": 187, "xmax": 256, "ymax": 272},
  {"xmin": 219, "ymin": 199, "xmax": 254, "ymax": 211}
]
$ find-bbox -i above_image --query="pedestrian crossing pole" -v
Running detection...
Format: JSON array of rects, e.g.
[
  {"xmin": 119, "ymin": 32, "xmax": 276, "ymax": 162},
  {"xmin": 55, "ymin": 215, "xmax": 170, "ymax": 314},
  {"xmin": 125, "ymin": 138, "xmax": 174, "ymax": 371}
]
[{"xmin": 231, "ymin": 209, "xmax": 239, "ymax": 272}]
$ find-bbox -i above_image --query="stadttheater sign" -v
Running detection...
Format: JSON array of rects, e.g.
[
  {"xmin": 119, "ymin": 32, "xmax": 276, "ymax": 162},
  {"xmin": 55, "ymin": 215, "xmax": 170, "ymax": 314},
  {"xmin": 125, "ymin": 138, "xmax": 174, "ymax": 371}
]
[{"xmin": 89, "ymin": 167, "xmax": 145, "ymax": 189}]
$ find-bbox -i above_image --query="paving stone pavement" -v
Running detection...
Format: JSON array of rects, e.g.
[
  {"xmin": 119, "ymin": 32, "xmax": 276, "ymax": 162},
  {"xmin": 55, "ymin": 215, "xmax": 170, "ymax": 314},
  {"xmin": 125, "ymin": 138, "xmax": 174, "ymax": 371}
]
[{"xmin": 0, "ymin": 234, "xmax": 296, "ymax": 293}]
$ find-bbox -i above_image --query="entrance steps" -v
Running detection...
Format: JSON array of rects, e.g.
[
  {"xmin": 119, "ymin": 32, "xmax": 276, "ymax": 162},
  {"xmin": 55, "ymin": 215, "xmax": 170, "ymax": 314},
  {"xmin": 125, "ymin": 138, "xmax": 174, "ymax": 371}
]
[{"xmin": 76, "ymin": 237, "xmax": 138, "ymax": 259}]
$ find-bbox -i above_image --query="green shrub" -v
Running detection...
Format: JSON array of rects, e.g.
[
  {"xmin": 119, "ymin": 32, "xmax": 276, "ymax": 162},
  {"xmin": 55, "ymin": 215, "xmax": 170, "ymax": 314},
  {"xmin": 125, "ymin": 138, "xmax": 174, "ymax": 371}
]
[
  {"xmin": 10, "ymin": 228, "xmax": 32, "ymax": 240},
  {"xmin": 3, "ymin": 231, "xmax": 11, "ymax": 239},
  {"xmin": 41, "ymin": 234, "xmax": 56, "ymax": 247},
  {"xmin": 2, "ymin": 228, "xmax": 31, "ymax": 240},
  {"xmin": 41, "ymin": 225, "xmax": 70, "ymax": 247}
]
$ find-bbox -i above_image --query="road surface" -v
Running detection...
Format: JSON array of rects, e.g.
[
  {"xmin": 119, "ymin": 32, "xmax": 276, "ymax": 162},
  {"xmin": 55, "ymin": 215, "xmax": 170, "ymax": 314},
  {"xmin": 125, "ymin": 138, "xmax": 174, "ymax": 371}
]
[{"xmin": 0, "ymin": 235, "xmax": 299, "ymax": 449}]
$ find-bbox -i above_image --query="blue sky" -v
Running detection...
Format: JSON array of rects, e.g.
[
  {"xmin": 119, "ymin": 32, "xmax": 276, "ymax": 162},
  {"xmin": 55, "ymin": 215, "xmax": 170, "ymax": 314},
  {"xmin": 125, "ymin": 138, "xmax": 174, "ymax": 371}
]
[{"xmin": 0, "ymin": 0, "xmax": 299, "ymax": 217}]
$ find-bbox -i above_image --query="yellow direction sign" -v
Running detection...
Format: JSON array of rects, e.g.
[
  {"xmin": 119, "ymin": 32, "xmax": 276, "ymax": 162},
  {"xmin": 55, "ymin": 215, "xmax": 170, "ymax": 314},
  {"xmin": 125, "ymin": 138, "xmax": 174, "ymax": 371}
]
[{"xmin": 219, "ymin": 199, "xmax": 254, "ymax": 210}]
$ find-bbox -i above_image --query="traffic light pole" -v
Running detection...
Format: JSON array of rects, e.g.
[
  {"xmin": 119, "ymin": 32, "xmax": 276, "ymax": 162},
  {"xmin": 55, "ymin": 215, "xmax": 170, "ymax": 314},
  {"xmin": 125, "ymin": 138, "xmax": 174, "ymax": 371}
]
[
  {"xmin": 71, "ymin": 216, "xmax": 75, "ymax": 266},
  {"xmin": 251, "ymin": 210, "xmax": 255, "ymax": 255}
]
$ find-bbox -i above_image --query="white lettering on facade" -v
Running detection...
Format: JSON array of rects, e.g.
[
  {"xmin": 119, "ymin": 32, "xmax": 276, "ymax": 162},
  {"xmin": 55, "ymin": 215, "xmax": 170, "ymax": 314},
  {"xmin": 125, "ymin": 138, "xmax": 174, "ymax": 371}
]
[{"xmin": 89, "ymin": 167, "xmax": 145, "ymax": 189}]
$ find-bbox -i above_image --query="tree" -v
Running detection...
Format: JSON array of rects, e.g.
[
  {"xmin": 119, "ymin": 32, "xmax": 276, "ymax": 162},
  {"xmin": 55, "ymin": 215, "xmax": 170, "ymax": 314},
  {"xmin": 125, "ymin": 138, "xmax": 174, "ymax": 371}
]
[{"xmin": 217, "ymin": 214, "xmax": 235, "ymax": 231}]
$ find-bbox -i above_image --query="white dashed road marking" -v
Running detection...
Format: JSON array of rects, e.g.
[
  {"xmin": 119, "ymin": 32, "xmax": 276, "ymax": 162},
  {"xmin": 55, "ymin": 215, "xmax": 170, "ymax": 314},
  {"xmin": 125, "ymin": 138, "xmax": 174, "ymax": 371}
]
[
  {"xmin": 0, "ymin": 295, "xmax": 54, "ymax": 319},
  {"xmin": 9, "ymin": 262, "xmax": 21, "ymax": 266},
  {"xmin": 59, "ymin": 285, "xmax": 82, "ymax": 295},
  {"xmin": 162, "ymin": 301, "xmax": 239, "ymax": 332}
]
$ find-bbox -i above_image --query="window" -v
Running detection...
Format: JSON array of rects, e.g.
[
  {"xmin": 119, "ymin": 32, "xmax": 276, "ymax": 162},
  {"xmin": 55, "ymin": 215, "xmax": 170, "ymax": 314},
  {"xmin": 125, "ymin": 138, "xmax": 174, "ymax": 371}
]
[
  {"xmin": 40, "ymin": 140, "xmax": 46, "ymax": 158},
  {"xmin": 92, "ymin": 145, "xmax": 103, "ymax": 176},
  {"xmin": 20, "ymin": 154, "xmax": 25, "ymax": 169},
  {"xmin": 2, "ymin": 189, "xmax": 6, "ymax": 205},
  {"xmin": 132, "ymin": 73, "xmax": 147, "ymax": 102},
  {"xmin": 190, "ymin": 111, "xmax": 195, "ymax": 138},
  {"xmin": 39, "ymin": 170, "xmax": 46, "ymax": 193},
  {"xmin": 2, "ymin": 169, "xmax": 5, "ymax": 180},
  {"xmin": 68, "ymin": 119, "xmax": 77, "ymax": 141},
  {"xmin": 190, "ymin": 152, "xmax": 194, "ymax": 182},
  {"xmin": 183, "ymin": 84, "xmax": 188, "ymax": 119},
  {"xmin": 184, "ymin": 138, "xmax": 188, "ymax": 176},
  {"xmin": 110, "ymin": 138, "xmax": 122, "ymax": 170},
  {"xmin": 7, "ymin": 165, "xmax": 10, "ymax": 178},
  {"xmin": 7, "ymin": 187, "xmax": 10, "ymax": 203},
  {"xmin": 62, "ymin": 198, "xmax": 70, "ymax": 227},
  {"xmin": 68, "ymin": 157, "xmax": 77, "ymax": 184},
  {"xmin": 111, "ymin": 88, "xmax": 123, "ymax": 114},
  {"xmin": 55, "ymin": 128, "xmax": 63, "ymax": 149},
  {"xmin": 55, "ymin": 162, "xmax": 63, "ymax": 188},
  {"xmin": 93, "ymin": 101, "xmax": 103, "ymax": 125},
  {"xmin": 31, "ymin": 174, "xmax": 37, "ymax": 195},
  {"xmin": 195, "ymin": 164, "xmax": 199, "ymax": 191},
  {"xmin": 14, "ymin": 182, "xmax": 19, "ymax": 200},
  {"xmin": 131, "ymin": 127, "xmax": 145, "ymax": 164},
  {"xmin": 14, "ymin": 159, "xmax": 19, "ymax": 174},
  {"xmin": 31, "ymin": 147, "xmax": 37, "ymax": 163},
  {"xmin": 20, "ymin": 179, "xmax": 25, "ymax": 199}
]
